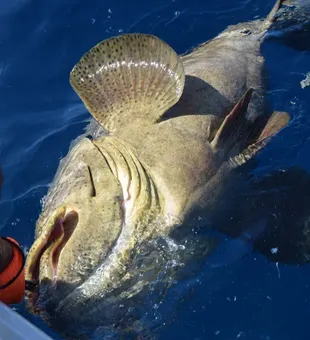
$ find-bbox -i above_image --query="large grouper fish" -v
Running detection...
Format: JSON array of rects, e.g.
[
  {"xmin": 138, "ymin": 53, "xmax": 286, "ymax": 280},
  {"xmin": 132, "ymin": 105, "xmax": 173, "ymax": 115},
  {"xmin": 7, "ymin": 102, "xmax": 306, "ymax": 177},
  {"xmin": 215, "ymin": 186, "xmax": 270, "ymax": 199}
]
[{"xmin": 24, "ymin": 0, "xmax": 309, "ymax": 338}]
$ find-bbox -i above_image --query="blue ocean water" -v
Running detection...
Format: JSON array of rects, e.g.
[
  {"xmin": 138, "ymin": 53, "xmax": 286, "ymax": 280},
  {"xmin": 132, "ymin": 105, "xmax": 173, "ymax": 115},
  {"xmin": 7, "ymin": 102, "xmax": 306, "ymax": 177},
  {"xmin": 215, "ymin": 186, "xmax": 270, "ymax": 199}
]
[{"xmin": 0, "ymin": 0, "xmax": 309, "ymax": 339}]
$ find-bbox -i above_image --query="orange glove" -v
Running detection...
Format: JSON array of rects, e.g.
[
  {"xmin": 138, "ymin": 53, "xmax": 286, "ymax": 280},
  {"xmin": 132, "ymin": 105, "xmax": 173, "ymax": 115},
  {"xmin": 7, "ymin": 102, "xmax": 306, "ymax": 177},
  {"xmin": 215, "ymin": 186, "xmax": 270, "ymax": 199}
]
[{"xmin": 0, "ymin": 237, "xmax": 25, "ymax": 304}]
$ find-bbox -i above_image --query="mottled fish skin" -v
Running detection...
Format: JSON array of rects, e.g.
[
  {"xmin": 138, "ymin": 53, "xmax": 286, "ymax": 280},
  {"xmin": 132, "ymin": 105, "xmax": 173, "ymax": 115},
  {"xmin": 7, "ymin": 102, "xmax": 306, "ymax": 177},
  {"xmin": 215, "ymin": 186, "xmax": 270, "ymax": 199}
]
[{"xmin": 22, "ymin": 0, "xmax": 309, "ymax": 337}]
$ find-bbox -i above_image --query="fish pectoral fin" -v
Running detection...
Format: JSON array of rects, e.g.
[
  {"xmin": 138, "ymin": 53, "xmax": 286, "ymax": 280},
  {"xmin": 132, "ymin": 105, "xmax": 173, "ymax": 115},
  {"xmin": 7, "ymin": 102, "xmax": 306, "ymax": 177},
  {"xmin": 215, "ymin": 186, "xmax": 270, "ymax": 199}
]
[
  {"xmin": 210, "ymin": 88, "xmax": 253, "ymax": 154},
  {"xmin": 210, "ymin": 87, "xmax": 290, "ymax": 167},
  {"xmin": 70, "ymin": 33, "xmax": 185, "ymax": 134},
  {"xmin": 230, "ymin": 110, "xmax": 290, "ymax": 167},
  {"xmin": 257, "ymin": 110, "xmax": 291, "ymax": 141}
]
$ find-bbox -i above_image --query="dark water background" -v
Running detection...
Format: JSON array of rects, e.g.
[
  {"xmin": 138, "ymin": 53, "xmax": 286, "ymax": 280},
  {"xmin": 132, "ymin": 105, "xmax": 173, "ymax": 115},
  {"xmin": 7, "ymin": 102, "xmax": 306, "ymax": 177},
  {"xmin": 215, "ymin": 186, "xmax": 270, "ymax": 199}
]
[{"xmin": 0, "ymin": 0, "xmax": 309, "ymax": 339}]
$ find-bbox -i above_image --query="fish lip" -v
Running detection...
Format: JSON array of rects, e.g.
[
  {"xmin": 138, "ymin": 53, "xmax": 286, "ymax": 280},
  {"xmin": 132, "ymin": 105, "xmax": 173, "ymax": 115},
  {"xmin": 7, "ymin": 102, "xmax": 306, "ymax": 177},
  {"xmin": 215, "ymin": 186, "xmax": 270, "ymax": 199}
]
[
  {"xmin": 49, "ymin": 210, "xmax": 79, "ymax": 284},
  {"xmin": 25, "ymin": 208, "xmax": 79, "ymax": 311}
]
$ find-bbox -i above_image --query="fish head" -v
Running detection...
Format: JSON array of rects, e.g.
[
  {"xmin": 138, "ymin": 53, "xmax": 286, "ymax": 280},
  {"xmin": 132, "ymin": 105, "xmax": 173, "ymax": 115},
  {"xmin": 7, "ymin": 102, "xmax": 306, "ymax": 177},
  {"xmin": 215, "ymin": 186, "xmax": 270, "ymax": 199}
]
[
  {"xmin": 23, "ymin": 135, "xmax": 211, "ymax": 339},
  {"xmin": 24, "ymin": 136, "xmax": 126, "ymax": 310}
]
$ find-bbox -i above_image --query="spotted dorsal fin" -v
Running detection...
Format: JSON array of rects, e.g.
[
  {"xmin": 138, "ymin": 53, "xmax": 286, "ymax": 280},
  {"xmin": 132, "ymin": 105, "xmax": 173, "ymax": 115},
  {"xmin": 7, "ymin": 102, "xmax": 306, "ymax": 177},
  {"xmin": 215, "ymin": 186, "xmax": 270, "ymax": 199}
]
[{"xmin": 70, "ymin": 33, "xmax": 185, "ymax": 134}]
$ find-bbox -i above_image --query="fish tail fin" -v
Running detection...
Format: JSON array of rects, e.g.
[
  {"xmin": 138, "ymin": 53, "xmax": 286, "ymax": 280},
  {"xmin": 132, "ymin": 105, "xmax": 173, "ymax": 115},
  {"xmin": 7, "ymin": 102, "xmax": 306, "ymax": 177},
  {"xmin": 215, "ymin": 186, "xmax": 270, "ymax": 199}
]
[
  {"xmin": 261, "ymin": 0, "xmax": 310, "ymax": 45},
  {"xmin": 259, "ymin": 0, "xmax": 286, "ymax": 34},
  {"xmin": 265, "ymin": 0, "xmax": 286, "ymax": 27}
]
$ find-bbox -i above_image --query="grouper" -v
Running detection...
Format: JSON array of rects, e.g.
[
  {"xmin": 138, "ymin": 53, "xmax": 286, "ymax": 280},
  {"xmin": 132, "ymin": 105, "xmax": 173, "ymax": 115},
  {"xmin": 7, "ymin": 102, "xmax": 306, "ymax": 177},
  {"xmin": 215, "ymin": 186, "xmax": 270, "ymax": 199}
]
[{"xmin": 24, "ymin": 0, "xmax": 309, "ymax": 338}]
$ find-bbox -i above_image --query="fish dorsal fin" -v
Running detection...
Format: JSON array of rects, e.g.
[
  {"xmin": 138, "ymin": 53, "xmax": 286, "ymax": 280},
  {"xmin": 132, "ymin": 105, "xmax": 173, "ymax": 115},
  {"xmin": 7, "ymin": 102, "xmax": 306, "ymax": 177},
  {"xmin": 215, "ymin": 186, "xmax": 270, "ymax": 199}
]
[
  {"xmin": 211, "ymin": 88, "xmax": 253, "ymax": 153},
  {"xmin": 70, "ymin": 33, "xmax": 185, "ymax": 134}
]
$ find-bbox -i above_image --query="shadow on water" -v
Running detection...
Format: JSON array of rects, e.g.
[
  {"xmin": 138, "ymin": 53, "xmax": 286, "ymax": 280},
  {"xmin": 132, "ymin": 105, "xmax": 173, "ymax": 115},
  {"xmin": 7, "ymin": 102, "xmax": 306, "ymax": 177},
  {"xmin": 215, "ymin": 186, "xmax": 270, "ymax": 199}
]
[
  {"xmin": 236, "ymin": 166, "xmax": 310, "ymax": 264},
  {"xmin": 269, "ymin": 29, "xmax": 310, "ymax": 52}
]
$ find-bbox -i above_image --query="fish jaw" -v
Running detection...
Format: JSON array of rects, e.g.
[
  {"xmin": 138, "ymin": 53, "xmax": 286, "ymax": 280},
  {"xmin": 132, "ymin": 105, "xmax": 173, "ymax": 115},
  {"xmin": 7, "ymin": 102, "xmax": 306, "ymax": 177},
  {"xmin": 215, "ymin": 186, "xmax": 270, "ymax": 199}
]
[{"xmin": 24, "ymin": 206, "xmax": 79, "ymax": 312}]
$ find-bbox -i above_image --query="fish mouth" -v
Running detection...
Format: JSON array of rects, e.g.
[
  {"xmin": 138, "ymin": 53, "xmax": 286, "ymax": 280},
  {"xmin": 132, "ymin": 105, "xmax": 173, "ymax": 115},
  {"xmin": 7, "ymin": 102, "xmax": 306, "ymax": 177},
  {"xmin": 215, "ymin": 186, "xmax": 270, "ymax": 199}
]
[{"xmin": 25, "ymin": 207, "xmax": 79, "ymax": 311}]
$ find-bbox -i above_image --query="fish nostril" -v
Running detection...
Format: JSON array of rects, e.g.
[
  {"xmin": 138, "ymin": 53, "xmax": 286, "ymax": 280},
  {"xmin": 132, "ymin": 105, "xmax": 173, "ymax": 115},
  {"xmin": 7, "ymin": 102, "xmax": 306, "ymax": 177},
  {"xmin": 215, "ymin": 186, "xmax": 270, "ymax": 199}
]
[{"xmin": 87, "ymin": 165, "xmax": 97, "ymax": 197}]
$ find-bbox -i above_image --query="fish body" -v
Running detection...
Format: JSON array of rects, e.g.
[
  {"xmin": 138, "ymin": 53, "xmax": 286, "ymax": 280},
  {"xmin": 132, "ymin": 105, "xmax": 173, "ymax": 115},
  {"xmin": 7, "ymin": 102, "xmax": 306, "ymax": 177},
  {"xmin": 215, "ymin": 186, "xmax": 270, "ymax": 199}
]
[{"xmin": 23, "ymin": 0, "xmax": 309, "ymax": 338}]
